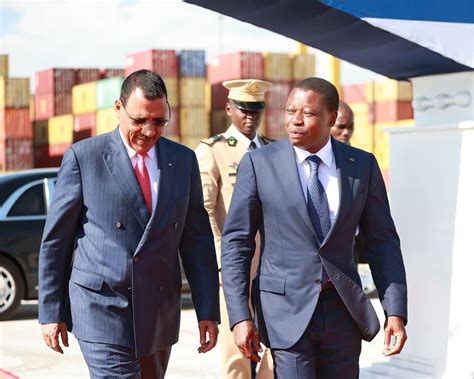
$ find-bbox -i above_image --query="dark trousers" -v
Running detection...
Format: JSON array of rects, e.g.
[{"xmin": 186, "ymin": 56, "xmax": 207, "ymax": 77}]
[
  {"xmin": 272, "ymin": 287, "xmax": 362, "ymax": 378},
  {"xmin": 78, "ymin": 340, "xmax": 172, "ymax": 379}
]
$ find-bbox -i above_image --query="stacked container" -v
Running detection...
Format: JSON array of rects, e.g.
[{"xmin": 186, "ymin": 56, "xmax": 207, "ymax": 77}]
[
  {"xmin": 208, "ymin": 52, "xmax": 264, "ymax": 138},
  {"xmin": 0, "ymin": 55, "xmax": 33, "ymax": 171},
  {"xmin": 96, "ymin": 76, "xmax": 122, "ymax": 135},
  {"xmin": 72, "ymin": 81, "xmax": 97, "ymax": 141},
  {"xmin": 178, "ymin": 50, "xmax": 208, "ymax": 149}
]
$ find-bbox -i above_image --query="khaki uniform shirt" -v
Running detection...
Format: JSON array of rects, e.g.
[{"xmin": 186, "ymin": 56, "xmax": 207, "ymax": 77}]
[{"xmin": 195, "ymin": 125, "xmax": 273, "ymax": 271}]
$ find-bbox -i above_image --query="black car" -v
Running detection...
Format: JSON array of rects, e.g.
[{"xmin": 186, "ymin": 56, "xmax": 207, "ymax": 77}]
[
  {"xmin": 0, "ymin": 168, "xmax": 58, "ymax": 320},
  {"xmin": 0, "ymin": 168, "xmax": 191, "ymax": 321}
]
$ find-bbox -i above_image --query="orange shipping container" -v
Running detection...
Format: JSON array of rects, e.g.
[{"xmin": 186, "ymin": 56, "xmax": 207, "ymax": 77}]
[
  {"xmin": 180, "ymin": 107, "xmax": 209, "ymax": 138},
  {"xmin": 373, "ymin": 79, "xmax": 412, "ymax": 102},
  {"xmin": 0, "ymin": 108, "xmax": 32, "ymax": 140},
  {"xmin": 374, "ymin": 101, "xmax": 413, "ymax": 122},
  {"xmin": 348, "ymin": 102, "xmax": 373, "ymax": 125},
  {"xmin": 48, "ymin": 114, "xmax": 74, "ymax": 145},
  {"xmin": 0, "ymin": 138, "xmax": 33, "ymax": 171},
  {"xmin": 342, "ymin": 82, "xmax": 375, "ymax": 103},
  {"xmin": 0, "ymin": 55, "xmax": 8, "ymax": 77}
]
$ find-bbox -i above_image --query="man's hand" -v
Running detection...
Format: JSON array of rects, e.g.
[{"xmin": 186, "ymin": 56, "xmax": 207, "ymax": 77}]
[
  {"xmin": 41, "ymin": 322, "xmax": 69, "ymax": 354},
  {"xmin": 233, "ymin": 320, "xmax": 262, "ymax": 363},
  {"xmin": 198, "ymin": 320, "xmax": 219, "ymax": 353},
  {"xmin": 383, "ymin": 316, "xmax": 407, "ymax": 356}
]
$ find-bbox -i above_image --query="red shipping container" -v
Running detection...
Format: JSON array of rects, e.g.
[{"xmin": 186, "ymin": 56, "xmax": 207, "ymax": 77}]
[
  {"xmin": 49, "ymin": 143, "xmax": 69, "ymax": 157},
  {"xmin": 125, "ymin": 50, "xmax": 178, "ymax": 77},
  {"xmin": 55, "ymin": 93, "xmax": 72, "ymax": 116},
  {"xmin": 374, "ymin": 101, "xmax": 413, "ymax": 122},
  {"xmin": 0, "ymin": 138, "xmax": 33, "ymax": 171},
  {"xmin": 342, "ymin": 83, "xmax": 369, "ymax": 103},
  {"xmin": 35, "ymin": 68, "xmax": 76, "ymax": 95},
  {"xmin": 75, "ymin": 68, "xmax": 101, "ymax": 84},
  {"xmin": 207, "ymin": 52, "xmax": 264, "ymax": 85},
  {"xmin": 264, "ymin": 107, "xmax": 286, "ymax": 140},
  {"xmin": 34, "ymin": 146, "xmax": 62, "ymax": 168},
  {"xmin": 74, "ymin": 113, "xmax": 96, "ymax": 131},
  {"xmin": 73, "ymin": 129, "xmax": 93, "ymax": 143},
  {"xmin": 162, "ymin": 107, "xmax": 180, "ymax": 138},
  {"xmin": 211, "ymin": 84, "xmax": 228, "ymax": 110},
  {"xmin": 0, "ymin": 108, "xmax": 32, "ymax": 140},
  {"xmin": 34, "ymin": 93, "xmax": 72, "ymax": 120},
  {"xmin": 265, "ymin": 81, "xmax": 292, "ymax": 111}
]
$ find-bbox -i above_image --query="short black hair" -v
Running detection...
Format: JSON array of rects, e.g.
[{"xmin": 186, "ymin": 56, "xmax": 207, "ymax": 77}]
[
  {"xmin": 294, "ymin": 77, "xmax": 339, "ymax": 113},
  {"xmin": 120, "ymin": 69, "xmax": 168, "ymax": 105}
]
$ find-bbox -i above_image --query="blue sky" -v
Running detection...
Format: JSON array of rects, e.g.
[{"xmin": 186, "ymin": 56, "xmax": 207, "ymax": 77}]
[{"xmin": 0, "ymin": 0, "xmax": 380, "ymax": 88}]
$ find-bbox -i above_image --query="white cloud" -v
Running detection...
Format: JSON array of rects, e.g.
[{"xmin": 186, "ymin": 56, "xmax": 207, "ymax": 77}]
[{"xmin": 0, "ymin": 0, "xmax": 379, "ymax": 87}]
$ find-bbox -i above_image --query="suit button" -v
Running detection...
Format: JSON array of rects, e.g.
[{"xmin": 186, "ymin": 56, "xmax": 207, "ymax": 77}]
[
  {"xmin": 116, "ymin": 221, "xmax": 122, "ymax": 228},
  {"xmin": 159, "ymin": 286, "xmax": 165, "ymax": 292},
  {"xmin": 161, "ymin": 257, "xmax": 167, "ymax": 263},
  {"xmin": 133, "ymin": 257, "xmax": 139, "ymax": 263},
  {"xmin": 173, "ymin": 222, "xmax": 178, "ymax": 229},
  {"xmin": 127, "ymin": 287, "xmax": 132, "ymax": 291},
  {"xmin": 315, "ymin": 279, "xmax": 322, "ymax": 285}
]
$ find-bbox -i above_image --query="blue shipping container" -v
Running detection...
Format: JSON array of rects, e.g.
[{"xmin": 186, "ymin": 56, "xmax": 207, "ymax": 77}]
[{"xmin": 179, "ymin": 50, "xmax": 206, "ymax": 77}]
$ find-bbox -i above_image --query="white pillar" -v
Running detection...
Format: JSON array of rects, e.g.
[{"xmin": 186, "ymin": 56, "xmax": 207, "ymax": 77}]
[{"xmin": 388, "ymin": 71, "xmax": 474, "ymax": 378}]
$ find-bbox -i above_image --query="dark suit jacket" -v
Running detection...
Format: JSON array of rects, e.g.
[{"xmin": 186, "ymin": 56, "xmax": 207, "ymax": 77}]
[
  {"xmin": 221, "ymin": 137, "xmax": 407, "ymax": 349},
  {"xmin": 38, "ymin": 128, "xmax": 219, "ymax": 357}
]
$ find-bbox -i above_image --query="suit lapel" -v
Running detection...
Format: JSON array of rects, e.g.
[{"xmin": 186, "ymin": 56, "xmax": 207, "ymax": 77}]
[
  {"xmin": 272, "ymin": 138, "xmax": 317, "ymax": 239},
  {"xmin": 102, "ymin": 128, "xmax": 149, "ymax": 229},
  {"xmin": 321, "ymin": 138, "xmax": 357, "ymax": 247}
]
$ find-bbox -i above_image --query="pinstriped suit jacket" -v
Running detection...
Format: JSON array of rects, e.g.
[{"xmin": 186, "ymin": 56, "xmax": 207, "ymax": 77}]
[{"xmin": 38, "ymin": 128, "xmax": 219, "ymax": 357}]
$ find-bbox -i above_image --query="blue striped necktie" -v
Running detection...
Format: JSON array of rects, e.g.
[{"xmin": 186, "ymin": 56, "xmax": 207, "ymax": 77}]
[{"xmin": 306, "ymin": 155, "xmax": 331, "ymax": 245}]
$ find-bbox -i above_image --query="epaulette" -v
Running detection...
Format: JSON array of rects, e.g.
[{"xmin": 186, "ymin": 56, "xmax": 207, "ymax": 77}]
[
  {"xmin": 200, "ymin": 134, "xmax": 224, "ymax": 146},
  {"xmin": 260, "ymin": 135, "xmax": 276, "ymax": 145}
]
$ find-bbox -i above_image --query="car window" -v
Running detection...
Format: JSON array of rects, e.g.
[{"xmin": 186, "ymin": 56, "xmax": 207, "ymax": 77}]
[{"xmin": 8, "ymin": 183, "xmax": 46, "ymax": 217}]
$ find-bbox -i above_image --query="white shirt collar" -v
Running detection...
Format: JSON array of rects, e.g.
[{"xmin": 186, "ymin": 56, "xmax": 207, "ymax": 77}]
[
  {"xmin": 118, "ymin": 127, "xmax": 157, "ymax": 162},
  {"xmin": 293, "ymin": 138, "xmax": 334, "ymax": 168},
  {"xmin": 228, "ymin": 124, "xmax": 261, "ymax": 149}
]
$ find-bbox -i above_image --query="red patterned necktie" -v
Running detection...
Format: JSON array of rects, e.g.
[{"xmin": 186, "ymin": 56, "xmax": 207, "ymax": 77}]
[{"xmin": 135, "ymin": 153, "xmax": 152, "ymax": 213}]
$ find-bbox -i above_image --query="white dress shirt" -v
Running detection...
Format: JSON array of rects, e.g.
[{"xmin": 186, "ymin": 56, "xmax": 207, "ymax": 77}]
[
  {"xmin": 293, "ymin": 138, "xmax": 340, "ymax": 226},
  {"xmin": 228, "ymin": 124, "xmax": 263, "ymax": 150},
  {"xmin": 119, "ymin": 129, "xmax": 159, "ymax": 211}
]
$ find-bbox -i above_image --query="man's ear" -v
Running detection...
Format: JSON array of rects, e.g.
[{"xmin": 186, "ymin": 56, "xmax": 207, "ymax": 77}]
[{"xmin": 225, "ymin": 103, "xmax": 232, "ymax": 116}]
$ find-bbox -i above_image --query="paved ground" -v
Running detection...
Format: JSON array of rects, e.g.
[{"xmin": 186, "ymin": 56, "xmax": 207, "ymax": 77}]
[{"xmin": 0, "ymin": 299, "xmax": 406, "ymax": 379}]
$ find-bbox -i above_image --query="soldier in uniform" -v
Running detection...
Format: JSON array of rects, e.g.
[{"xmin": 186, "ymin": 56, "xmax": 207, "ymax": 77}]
[{"xmin": 195, "ymin": 79, "xmax": 274, "ymax": 379}]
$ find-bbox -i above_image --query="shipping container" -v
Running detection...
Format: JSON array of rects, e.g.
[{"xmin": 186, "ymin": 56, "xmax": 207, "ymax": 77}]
[
  {"xmin": 0, "ymin": 108, "xmax": 32, "ymax": 140},
  {"xmin": 180, "ymin": 107, "xmax": 209, "ymax": 138},
  {"xmin": 0, "ymin": 77, "xmax": 30, "ymax": 108},
  {"xmin": 210, "ymin": 109, "xmax": 230, "ymax": 136},
  {"xmin": 349, "ymin": 123, "xmax": 374, "ymax": 153},
  {"xmin": 0, "ymin": 138, "xmax": 33, "ymax": 171},
  {"xmin": 179, "ymin": 78, "xmax": 206, "ymax": 107},
  {"xmin": 35, "ymin": 68, "xmax": 76, "ymax": 95},
  {"xmin": 342, "ymin": 82, "xmax": 375, "ymax": 103},
  {"xmin": 181, "ymin": 136, "xmax": 204, "ymax": 150},
  {"xmin": 374, "ymin": 101, "xmax": 413, "ymax": 122},
  {"xmin": 48, "ymin": 114, "xmax": 74, "ymax": 145},
  {"xmin": 125, "ymin": 49, "xmax": 178, "ymax": 77},
  {"xmin": 207, "ymin": 52, "xmax": 264, "ymax": 84},
  {"xmin": 72, "ymin": 81, "xmax": 97, "ymax": 115},
  {"xmin": 96, "ymin": 108, "xmax": 117, "ymax": 135},
  {"xmin": 34, "ymin": 145, "xmax": 63, "ymax": 168},
  {"xmin": 96, "ymin": 77, "xmax": 123, "ymax": 109},
  {"xmin": 163, "ymin": 77, "xmax": 179, "ymax": 108},
  {"xmin": 0, "ymin": 55, "xmax": 8, "ymax": 78},
  {"xmin": 34, "ymin": 92, "xmax": 72, "ymax": 120},
  {"xmin": 265, "ymin": 81, "xmax": 292, "ymax": 111},
  {"xmin": 30, "ymin": 95, "xmax": 35, "ymax": 120},
  {"xmin": 75, "ymin": 68, "xmax": 100, "ymax": 85},
  {"xmin": 211, "ymin": 83, "xmax": 229, "ymax": 110},
  {"xmin": 348, "ymin": 102, "xmax": 374, "ymax": 125},
  {"xmin": 263, "ymin": 52, "xmax": 292, "ymax": 81},
  {"xmin": 292, "ymin": 54, "xmax": 316, "ymax": 81},
  {"xmin": 99, "ymin": 68, "xmax": 124, "ymax": 79},
  {"xmin": 73, "ymin": 113, "xmax": 95, "ymax": 143},
  {"xmin": 373, "ymin": 79, "xmax": 412, "ymax": 102},
  {"xmin": 162, "ymin": 106, "xmax": 180, "ymax": 137},
  {"xmin": 33, "ymin": 120, "xmax": 49, "ymax": 146},
  {"xmin": 264, "ymin": 107, "xmax": 286, "ymax": 140},
  {"xmin": 49, "ymin": 143, "xmax": 69, "ymax": 157},
  {"xmin": 179, "ymin": 50, "xmax": 206, "ymax": 77}
]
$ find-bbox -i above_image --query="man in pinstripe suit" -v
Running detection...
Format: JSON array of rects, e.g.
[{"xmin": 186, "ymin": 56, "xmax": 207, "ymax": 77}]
[{"xmin": 38, "ymin": 70, "xmax": 220, "ymax": 378}]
